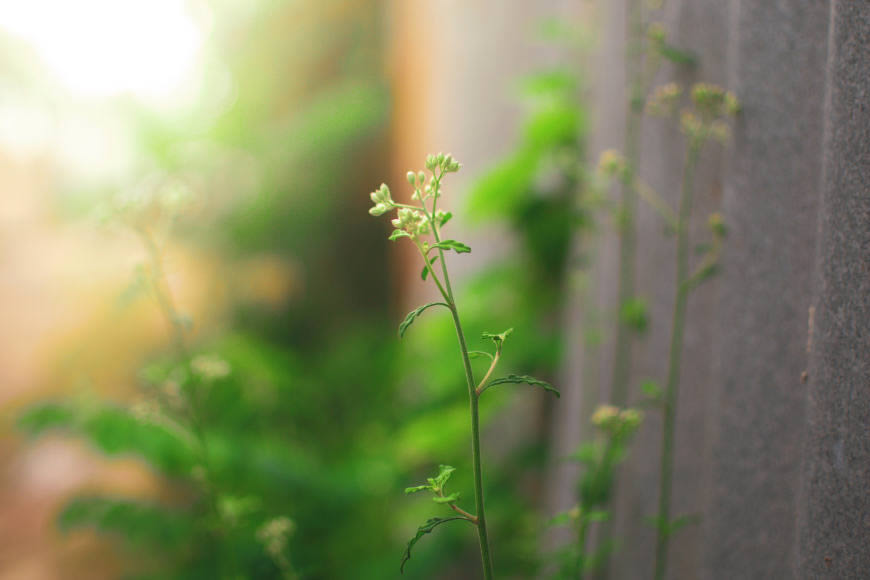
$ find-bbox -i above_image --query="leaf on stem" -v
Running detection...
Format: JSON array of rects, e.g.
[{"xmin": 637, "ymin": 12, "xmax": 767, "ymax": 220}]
[
  {"xmin": 432, "ymin": 492, "xmax": 461, "ymax": 504},
  {"xmin": 421, "ymin": 256, "xmax": 439, "ymax": 281},
  {"xmin": 389, "ymin": 229, "xmax": 410, "ymax": 241},
  {"xmin": 400, "ymin": 517, "xmax": 467, "ymax": 573},
  {"xmin": 430, "ymin": 239, "xmax": 471, "ymax": 254},
  {"xmin": 398, "ymin": 302, "xmax": 448, "ymax": 338},
  {"xmin": 481, "ymin": 328, "xmax": 513, "ymax": 351},
  {"xmin": 480, "ymin": 374, "xmax": 560, "ymax": 398}
]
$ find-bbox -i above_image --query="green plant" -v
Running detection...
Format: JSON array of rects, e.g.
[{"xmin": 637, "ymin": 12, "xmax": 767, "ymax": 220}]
[
  {"xmin": 18, "ymin": 190, "xmax": 300, "ymax": 579},
  {"xmin": 550, "ymin": 405, "xmax": 643, "ymax": 578},
  {"xmin": 642, "ymin": 82, "xmax": 739, "ymax": 580},
  {"xmin": 368, "ymin": 154, "xmax": 561, "ymax": 578}
]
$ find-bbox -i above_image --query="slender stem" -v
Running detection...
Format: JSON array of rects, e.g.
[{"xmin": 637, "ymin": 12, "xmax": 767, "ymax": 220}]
[
  {"xmin": 576, "ymin": 518, "xmax": 590, "ymax": 580},
  {"xmin": 425, "ymin": 174, "xmax": 494, "ymax": 579},
  {"xmin": 654, "ymin": 138, "xmax": 700, "ymax": 580},
  {"xmin": 475, "ymin": 351, "xmax": 501, "ymax": 395},
  {"xmin": 599, "ymin": 3, "xmax": 645, "ymax": 577},
  {"xmin": 137, "ymin": 227, "xmax": 225, "ymax": 564},
  {"xmin": 610, "ymin": 0, "xmax": 646, "ymax": 408}
]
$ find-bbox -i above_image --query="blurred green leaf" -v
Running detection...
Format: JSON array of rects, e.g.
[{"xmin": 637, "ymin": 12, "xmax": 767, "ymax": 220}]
[
  {"xmin": 481, "ymin": 374, "xmax": 560, "ymax": 398},
  {"xmin": 58, "ymin": 496, "xmax": 191, "ymax": 547},
  {"xmin": 400, "ymin": 517, "xmax": 468, "ymax": 574},
  {"xmin": 430, "ymin": 240, "xmax": 471, "ymax": 254},
  {"xmin": 399, "ymin": 302, "xmax": 448, "ymax": 339}
]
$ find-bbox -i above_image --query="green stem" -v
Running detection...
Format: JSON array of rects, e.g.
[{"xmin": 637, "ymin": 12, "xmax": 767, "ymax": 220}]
[
  {"xmin": 610, "ymin": 0, "xmax": 645, "ymax": 408},
  {"xmin": 138, "ymin": 227, "xmax": 226, "ymax": 570},
  {"xmin": 600, "ymin": 3, "xmax": 645, "ymax": 577},
  {"xmin": 576, "ymin": 518, "xmax": 590, "ymax": 580},
  {"xmin": 653, "ymin": 138, "xmax": 700, "ymax": 580},
  {"xmin": 425, "ymin": 175, "xmax": 494, "ymax": 578}
]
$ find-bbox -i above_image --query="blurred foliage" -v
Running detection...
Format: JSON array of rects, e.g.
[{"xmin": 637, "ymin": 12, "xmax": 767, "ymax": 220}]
[{"xmin": 14, "ymin": 2, "xmax": 589, "ymax": 579}]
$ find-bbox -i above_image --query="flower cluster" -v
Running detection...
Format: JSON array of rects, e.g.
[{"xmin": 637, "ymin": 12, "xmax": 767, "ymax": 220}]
[
  {"xmin": 392, "ymin": 207, "xmax": 430, "ymax": 239},
  {"xmin": 591, "ymin": 405, "xmax": 643, "ymax": 436},
  {"xmin": 256, "ymin": 516, "xmax": 296, "ymax": 560},
  {"xmin": 368, "ymin": 183, "xmax": 395, "ymax": 216}
]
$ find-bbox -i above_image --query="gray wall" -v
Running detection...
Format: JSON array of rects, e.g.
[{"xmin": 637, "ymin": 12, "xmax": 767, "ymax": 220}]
[{"xmin": 547, "ymin": 0, "xmax": 869, "ymax": 578}]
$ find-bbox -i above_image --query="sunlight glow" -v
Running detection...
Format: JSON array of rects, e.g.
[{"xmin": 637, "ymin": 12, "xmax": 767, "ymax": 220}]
[{"xmin": 0, "ymin": 0, "xmax": 203, "ymax": 100}]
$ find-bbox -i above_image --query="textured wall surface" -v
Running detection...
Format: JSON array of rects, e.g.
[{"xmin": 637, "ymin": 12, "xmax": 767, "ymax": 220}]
[
  {"xmin": 798, "ymin": 1, "xmax": 870, "ymax": 577},
  {"xmin": 703, "ymin": 0, "xmax": 830, "ymax": 578},
  {"xmin": 546, "ymin": 0, "xmax": 868, "ymax": 578}
]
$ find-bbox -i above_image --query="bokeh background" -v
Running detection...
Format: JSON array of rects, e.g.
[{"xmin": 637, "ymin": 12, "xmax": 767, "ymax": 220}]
[
  {"xmin": 1, "ymin": 1, "xmax": 867, "ymax": 579},
  {"xmin": 0, "ymin": 1, "xmax": 584, "ymax": 578}
]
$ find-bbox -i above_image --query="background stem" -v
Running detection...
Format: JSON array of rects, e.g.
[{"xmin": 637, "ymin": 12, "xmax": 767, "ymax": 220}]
[{"xmin": 654, "ymin": 139, "xmax": 700, "ymax": 580}]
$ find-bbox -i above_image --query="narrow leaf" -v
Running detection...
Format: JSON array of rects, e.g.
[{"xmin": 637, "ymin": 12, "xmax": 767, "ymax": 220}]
[
  {"xmin": 389, "ymin": 229, "xmax": 410, "ymax": 241},
  {"xmin": 398, "ymin": 302, "xmax": 447, "ymax": 338},
  {"xmin": 468, "ymin": 350, "xmax": 494, "ymax": 361},
  {"xmin": 401, "ymin": 517, "xmax": 467, "ymax": 573},
  {"xmin": 432, "ymin": 492, "xmax": 460, "ymax": 504},
  {"xmin": 421, "ymin": 255, "xmax": 439, "ymax": 281},
  {"xmin": 430, "ymin": 239, "xmax": 471, "ymax": 254},
  {"xmin": 482, "ymin": 374, "xmax": 560, "ymax": 398}
]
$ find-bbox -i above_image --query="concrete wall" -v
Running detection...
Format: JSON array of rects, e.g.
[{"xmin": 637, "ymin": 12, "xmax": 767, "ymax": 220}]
[{"xmin": 546, "ymin": 0, "xmax": 868, "ymax": 578}]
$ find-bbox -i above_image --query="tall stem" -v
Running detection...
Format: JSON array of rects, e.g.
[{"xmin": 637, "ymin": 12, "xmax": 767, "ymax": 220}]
[
  {"xmin": 610, "ymin": 0, "xmax": 645, "ymax": 408},
  {"xmin": 653, "ymin": 139, "xmax": 700, "ymax": 580},
  {"xmin": 433, "ymin": 234, "xmax": 494, "ymax": 579}
]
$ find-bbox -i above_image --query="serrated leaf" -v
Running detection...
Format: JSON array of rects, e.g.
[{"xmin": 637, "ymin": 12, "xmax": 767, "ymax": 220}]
[
  {"xmin": 432, "ymin": 492, "xmax": 460, "ymax": 504},
  {"xmin": 389, "ymin": 229, "xmax": 410, "ymax": 241},
  {"xmin": 421, "ymin": 255, "xmax": 439, "ymax": 281},
  {"xmin": 431, "ymin": 239, "xmax": 471, "ymax": 254},
  {"xmin": 481, "ymin": 328, "xmax": 513, "ymax": 349},
  {"xmin": 482, "ymin": 374, "xmax": 560, "ymax": 397},
  {"xmin": 432, "ymin": 464, "xmax": 455, "ymax": 488},
  {"xmin": 404, "ymin": 485, "xmax": 431, "ymax": 494},
  {"xmin": 401, "ymin": 517, "xmax": 467, "ymax": 573},
  {"xmin": 398, "ymin": 302, "xmax": 447, "ymax": 338}
]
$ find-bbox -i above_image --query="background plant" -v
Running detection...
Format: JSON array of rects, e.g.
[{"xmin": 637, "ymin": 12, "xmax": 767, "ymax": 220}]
[{"xmin": 644, "ymin": 82, "xmax": 738, "ymax": 580}]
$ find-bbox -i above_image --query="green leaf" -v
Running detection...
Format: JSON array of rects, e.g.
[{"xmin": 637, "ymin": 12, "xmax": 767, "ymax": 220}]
[
  {"xmin": 467, "ymin": 350, "xmax": 494, "ymax": 361},
  {"xmin": 658, "ymin": 43, "xmax": 698, "ymax": 66},
  {"xmin": 404, "ymin": 485, "xmax": 432, "ymax": 494},
  {"xmin": 432, "ymin": 492, "xmax": 460, "ymax": 504},
  {"xmin": 620, "ymin": 297, "xmax": 649, "ymax": 333},
  {"xmin": 437, "ymin": 211, "xmax": 453, "ymax": 227},
  {"xmin": 584, "ymin": 510, "xmax": 610, "ymax": 523},
  {"xmin": 482, "ymin": 374, "xmax": 560, "ymax": 397},
  {"xmin": 482, "ymin": 328, "xmax": 513, "ymax": 350},
  {"xmin": 398, "ymin": 302, "xmax": 447, "ymax": 338},
  {"xmin": 421, "ymin": 256, "xmax": 439, "ymax": 281},
  {"xmin": 520, "ymin": 70, "xmax": 578, "ymax": 98},
  {"xmin": 430, "ymin": 239, "xmax": 471, "ymax": 254},
  {"xmin": 641, "ymin": 380, "xmax": 663, "ymax": 400},
  {"xmin": 58, "ymin": 496, "xmax": 191, "ymax": 547},
  {"xmin": 524, "ymin": 102, "xmax": 584, "ymax": 150},
  {"xmin": 401, "ymin": 517, "xmax": 467, "ymax": 573},
  {"xmin": 389, "ymin": 229, "xmax": 410, "ymax": 241},
  {"xmin": 18, "ymin": 402, "xmax": 195, "ymax": 476},
  {"xmin": 432, "ymin": 464, "xmax": 455, "ymax": 489}
]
